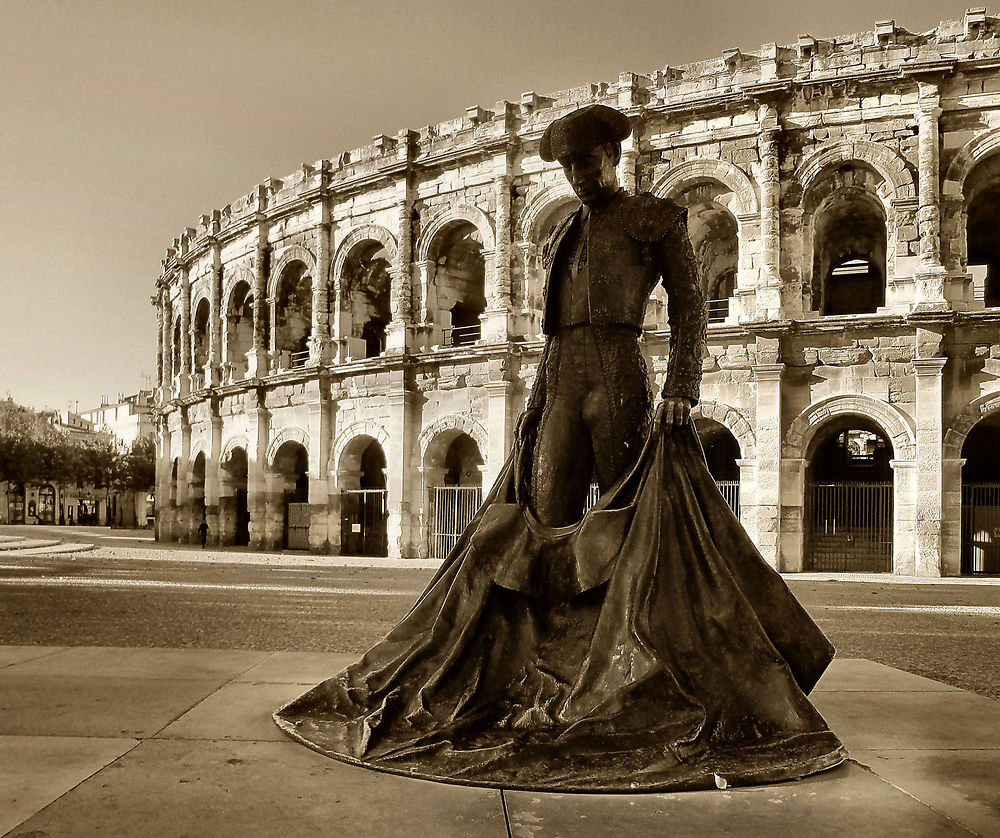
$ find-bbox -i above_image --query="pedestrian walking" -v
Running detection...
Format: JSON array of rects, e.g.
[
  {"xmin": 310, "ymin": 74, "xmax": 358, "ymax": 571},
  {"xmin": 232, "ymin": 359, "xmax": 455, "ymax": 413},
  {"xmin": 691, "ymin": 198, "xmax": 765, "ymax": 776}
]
[{"xmin": 198, "ymin": 520, "xmax": 209, "ymax": 549}]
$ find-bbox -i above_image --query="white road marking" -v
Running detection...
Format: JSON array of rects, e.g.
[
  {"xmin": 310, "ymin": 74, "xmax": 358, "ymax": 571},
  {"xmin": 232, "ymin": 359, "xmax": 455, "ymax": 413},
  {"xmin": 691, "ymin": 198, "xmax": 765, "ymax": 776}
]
[
  {"xmin": 0, "ymin": 576, "xmax": 421, "ymax": 597},
  {"xmin": 825, "ymin": 604, "xmax": 1000, "ymax": 616}
]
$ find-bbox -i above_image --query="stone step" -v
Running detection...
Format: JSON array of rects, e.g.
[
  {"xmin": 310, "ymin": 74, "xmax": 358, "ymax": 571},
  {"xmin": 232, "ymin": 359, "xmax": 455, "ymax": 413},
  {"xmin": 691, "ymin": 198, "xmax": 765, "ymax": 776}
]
[
  {"xmin": 0, "ymin": 539, "xmax": 61, "ymax": 551},
  {"xmin": 4, "ymin": 542, "xmax": 96, "ymax": 556}
]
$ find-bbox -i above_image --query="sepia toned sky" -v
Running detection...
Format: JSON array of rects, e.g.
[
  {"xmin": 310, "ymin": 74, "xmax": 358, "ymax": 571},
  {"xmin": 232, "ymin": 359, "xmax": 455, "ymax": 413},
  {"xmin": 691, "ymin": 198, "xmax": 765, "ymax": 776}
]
[{"xmin": 0, "ymin": 0, "xmax": 977, "ymax": 412}]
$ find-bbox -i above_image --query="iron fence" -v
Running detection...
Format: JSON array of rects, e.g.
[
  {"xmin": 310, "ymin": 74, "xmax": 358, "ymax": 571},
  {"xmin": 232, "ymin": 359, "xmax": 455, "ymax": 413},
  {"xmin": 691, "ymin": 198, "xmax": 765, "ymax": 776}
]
[
  {"xmin": 962, "ymin": 483, "xmax": 1000, "ymax": 574},
  {"xmin": 706, "ymin": 298, "xmax": 730, "ymax": 323},
  {"xmin": 443, "ymin": 324, "xmax": 481, "ymax": 347},
  {"xmin": 430, "ymin": 486, "xmax": 483, "ymax": 558},
  {"xmin": 806, "ymin": 481, "xmax": 893, "ymax": 572}
]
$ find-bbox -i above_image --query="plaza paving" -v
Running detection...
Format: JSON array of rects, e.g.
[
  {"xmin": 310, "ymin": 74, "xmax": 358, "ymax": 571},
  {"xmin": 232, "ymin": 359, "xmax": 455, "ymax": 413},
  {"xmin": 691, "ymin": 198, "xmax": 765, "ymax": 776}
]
[{"xmin": 1, "ymin": 647, "xmax": 998, "ymax": 837}]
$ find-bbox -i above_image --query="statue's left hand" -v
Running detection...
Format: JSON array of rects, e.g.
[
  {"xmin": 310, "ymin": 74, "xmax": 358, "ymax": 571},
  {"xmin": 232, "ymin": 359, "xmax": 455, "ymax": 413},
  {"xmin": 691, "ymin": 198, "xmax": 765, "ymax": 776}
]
[{"xmin": 655, "ymin": 396, "xmax": 692, "ymax": 434}]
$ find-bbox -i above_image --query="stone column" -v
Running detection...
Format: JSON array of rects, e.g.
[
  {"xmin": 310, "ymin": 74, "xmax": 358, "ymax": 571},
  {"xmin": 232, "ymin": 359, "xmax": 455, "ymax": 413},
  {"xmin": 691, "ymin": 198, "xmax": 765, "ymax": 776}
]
[
  {"xmin": 940, "ymin": 457, "xmax": 965, "ymax": 576},
  {"xmin": 752, "ymin": 363, "xmax": 784, "ymax": 568},
  {"xmin": 484, "ymin": 379, "xmax": 514, "ymax": 490},
  {"xmin": 154, "ymin": 417, "xmax": 171, "ymax": 541},
  {"xmin": 207, "ymin": 245, "xmax": 223, "ymax": 386},
  {"xmin": 307, "ymin": 378, "xmax": 334, "ymax": 552},
  {"xmin": 176, "ymin": 410, "xmax": 192, "ymax": 542},
  {"xmin": 913, "ymin": 82, "xmax": 949, "ymax": 309},
  {"xmin": 309, "ymin": 213, "xmax": 333, "ymax": 364},
  {"xmin": 385, "ymin": 186, "xmax": 413, "ymax": 354},
  {"xmin": 247, "ymin": 229, "xmax": 270, "ymax": 376},
  {"xmin": 756, "ymin": 104, "xmax": 783, "ymax": 319},
  {"xmin": 890, "ymin": 459, "xmax": 917, "ymax": 575},
  {"xmin": 617, "ymin": 129, "xmax": 639, "ymax": 195},
  {"xmin": 912, "ymin": 356, "xmax": 947, "ymax": 576},
  {"xmin": 154, "ymin": 289, "xmax": 165, "ymax": 399},
  {"xmin": 178, "ymin": 266, "xmax": 192, "ymax": 397},
  {"xmin": 247, "ymin": 399, "xmax": 270, "ymax": 549},
  {"xmin": 482, "ymin": 174, "xmax": 515, "ymax": 342},
  {"xmin": 385, "ymin": 370, "xmax": 419, "ymax": 558},
  {"xmin": 204, "ymin": 412, "xmax": 222, "ymax": 545},
  {"xmin": 161, "ymin": 294, "xmax": 173, "ymax": 395}
]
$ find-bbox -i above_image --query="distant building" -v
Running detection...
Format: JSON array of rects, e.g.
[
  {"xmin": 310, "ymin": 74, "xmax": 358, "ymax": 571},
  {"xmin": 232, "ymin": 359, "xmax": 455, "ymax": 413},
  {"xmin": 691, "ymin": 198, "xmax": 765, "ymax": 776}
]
[
  {"xmin": 155, "ymin": 12, "xmax": 1000, "ymax": 575},
  {"xmin": 79, "ymin": 391, "xmax": 155, "ymax": 447}
]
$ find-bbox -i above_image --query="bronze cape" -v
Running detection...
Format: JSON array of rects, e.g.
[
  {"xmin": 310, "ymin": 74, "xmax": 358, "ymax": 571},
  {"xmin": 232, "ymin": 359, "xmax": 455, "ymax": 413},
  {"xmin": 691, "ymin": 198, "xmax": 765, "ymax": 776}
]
[{"xmin": 273, "ymin": 424, "xmax": 846, "ymax": 792}]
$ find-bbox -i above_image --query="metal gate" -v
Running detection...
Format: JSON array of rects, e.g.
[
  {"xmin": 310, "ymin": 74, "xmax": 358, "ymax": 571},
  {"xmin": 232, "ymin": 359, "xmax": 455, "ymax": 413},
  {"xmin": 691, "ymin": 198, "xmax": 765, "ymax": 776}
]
[
  {"xmin": 7, "ymin": 490, "xmax": 25, "ymax": 524},
  {"xmin": 962, "ymin": 483, "xmax": 1000, "ymax": 574},
  {"xmin": 286, "ymin": 501, "xmax": 311, "ymax": 550},
  {"xmin": 716, "ymin": 480, "xmax": 740, "ymax": 519},
  {"xmin": 341, "ymin": 489, "xmax": 388, "ymax": 557},
  {"xmin": 430, "ymin": 486, "xmax": 483, "ymax": 559},
  {"xmin": 806, "ymin": 481, "xmax": 893, "ymax": 572}
]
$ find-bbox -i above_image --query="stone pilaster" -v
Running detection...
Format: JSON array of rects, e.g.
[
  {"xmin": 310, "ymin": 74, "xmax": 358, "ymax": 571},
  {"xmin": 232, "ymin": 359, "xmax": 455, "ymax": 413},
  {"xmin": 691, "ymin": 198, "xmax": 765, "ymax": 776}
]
[
  {"xmin": 755, "ymin": 104, "xmax": 783, "ymax": 319},
  {"xmin": 309, "ymin": 211, "xmax": 333, "ymax": 364},
  {"xmin": 913, "ymin": 82, "xmax": 949, "ymax": 310},
  {"xmin": 912, "ymin": 356, "xmax": 948, "ymax": 576},
  {"xmin": 247, "ymin": 227, "xmax": 270, "ymax": 376},
  {"xmin": 890, "ymin": 459, "xmax": 917, "ymax": 575},
  {"xmin": 307, "ymin": 378, "xmax": 334, "ymax": 553},
  {"xmin": 161, "ymin": 294, "xmax": 173, "ymax": 395},
  {"xmin": 178, "ymin": 266, "xmax": 191, "ymax": 397},
  {"xmin": 247, "ymin": 398, "xmax": 270, "ymax": 549},
  {"xmin": 154, "ymin": 417, "xmax": 171, "ymax": 541},
  {"xmin": 617, "ymin": 130, "xmax": 639, "ymax": 196},
  {"xmin": 204, "ymin": 412, "xmax": 222, "ymax": 546},
  {"xmin": 176, "ymin": 410, "xmax": 192, "ymax": 543},
  {"xmin": 483, "ymin": 379, "xmax": 514, "ymax": 490},
  {"xmin": 207, "ymin": 244, "xmax": 223, "ymax": 386},
  {"xmin": 154, "ymin": 288, "xmax": 165, "ymax": 399},
  {"xmin": 385, "ymin": 371, "xmax": 419, "ymax": 558},
  {"xmin": 386, "ymin": 180, "xmax": 414, "ymax": 354},
  {"xmin": 482, "ymin": 173, "xmax": 515, "ymax": 342},
  {"xmin": 753, "ymin": 363, "xmax": 784, "ymax": 568}
]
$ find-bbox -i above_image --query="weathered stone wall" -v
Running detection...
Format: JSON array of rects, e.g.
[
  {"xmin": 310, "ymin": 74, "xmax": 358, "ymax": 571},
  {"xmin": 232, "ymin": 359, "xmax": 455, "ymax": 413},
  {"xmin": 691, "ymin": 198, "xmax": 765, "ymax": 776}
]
[{"xmin": 154, "ymin": 10, "xmax": 1000, "ymax": 574}]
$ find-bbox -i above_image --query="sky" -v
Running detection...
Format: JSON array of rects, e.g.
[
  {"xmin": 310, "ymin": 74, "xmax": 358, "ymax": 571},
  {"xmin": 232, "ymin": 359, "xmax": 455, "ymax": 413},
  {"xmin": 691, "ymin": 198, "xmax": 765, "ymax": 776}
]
[{"xmin": 0, "ymin": 0, "xmax": 978, "ymax": 412}]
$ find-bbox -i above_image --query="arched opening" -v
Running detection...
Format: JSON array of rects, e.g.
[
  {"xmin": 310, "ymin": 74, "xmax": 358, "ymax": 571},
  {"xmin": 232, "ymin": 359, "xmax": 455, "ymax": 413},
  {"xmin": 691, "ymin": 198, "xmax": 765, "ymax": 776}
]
[
  {"xmin": 7, "ymin": 484, "xmax": 25, "ymax": 524},
  {"xmin": 809, "ymin": 175, "xmax": 887, "ymax": 316},
  {"xmin": 273, "ymin": 262, "xmax": 312, "ymax": 368},
  {"xmin": 272, "ymin": 441, "xmax": 309, "ymax": 549},
  {"xmin": 225, "ymin": 281, "xmax": 253, "ymax": 380},
  {"xmin": 805, "ymin": 417, "xmax": 893, "ymax": 571},
  {"xmin": 966, "ymin": 182, "xmax": 1000, "ymax": 308},
  {"xmin": 433, "ymin": 222, "xmax": 486, "ymax": 346},
  {"xmin": 37, "ymin": 484, "xmax": 56, "ymax": 524},
  {"xmin": 683, "ymin": 186, "xmax": 739, "ymax": 324},
  {"xmin": 221, "ymin": 446, "xmax": 250, "ymax": 546},
  {"xmin": 694, "ymin": 419, "xmax": 741, "ymax": 518},
  {"xmin": 961, "ymin": 416, "xmax": 1000, "ymax": 573},
  {"xmin": 192, "ymin": 298, "xmax": 210, "ymax": 384},
  {"xmin": 191, "ymin": 452, "xmax": 207, "ymax": 534},
  {"xmin": 345, "ymin": 241, "xmax": 392, "ymax": 358},
  {"xmin": 338, "ymin": 436, "xmax": 388, "ymax": 557},
  {"xmin": 424, "ymin": 430, "xmax": 484, "ymax": 558}
]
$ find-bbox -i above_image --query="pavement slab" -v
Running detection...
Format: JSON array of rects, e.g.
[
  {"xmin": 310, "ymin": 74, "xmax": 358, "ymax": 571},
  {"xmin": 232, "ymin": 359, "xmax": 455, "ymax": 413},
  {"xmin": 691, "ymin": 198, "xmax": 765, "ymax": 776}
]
[
  {"xmin": 813, "ymin": 658, "xmax": 961, "ymax": 692},
  {"xmin": 0, "ymin": 647, "xmax": 66, "ymax": 669},
  {"xmin": 504, "ymin": 761, "xmax": 975, "ymax": 837},
  {"xmin": 0, "ymin": 735, "xmax": 137, "ymax": 836},
  {"xmin": 3, "ymin": 739, "xmax": 509, "ymax": 838},
  {"xmin": 232, "ymin": 651, "xmax": 356, "ymax": 684}
]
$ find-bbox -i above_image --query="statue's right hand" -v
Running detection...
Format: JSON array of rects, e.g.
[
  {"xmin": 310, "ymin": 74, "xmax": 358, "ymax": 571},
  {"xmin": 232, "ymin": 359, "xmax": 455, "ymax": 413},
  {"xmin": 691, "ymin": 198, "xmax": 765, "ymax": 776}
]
[{"xmin": 515, "ymin": 409, "xmax": 542, "ymax": 445}]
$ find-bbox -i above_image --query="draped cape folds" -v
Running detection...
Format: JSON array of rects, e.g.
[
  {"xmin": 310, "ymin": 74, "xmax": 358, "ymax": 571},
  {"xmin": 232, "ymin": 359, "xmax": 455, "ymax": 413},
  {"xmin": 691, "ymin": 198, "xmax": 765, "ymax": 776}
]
[{"xmin": 273, "ymin": 424, "xmax": 846, "ymax": 792}]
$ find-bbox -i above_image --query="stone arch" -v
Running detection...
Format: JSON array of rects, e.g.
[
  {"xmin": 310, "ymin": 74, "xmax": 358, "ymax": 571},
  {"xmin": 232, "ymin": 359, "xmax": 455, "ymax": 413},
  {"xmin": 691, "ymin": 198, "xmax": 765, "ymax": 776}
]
[
  {"xmin": 418, "ymin": 414, "xmax": 489, "ymax": 466},
  {"xmin": 266, "ymin": 426, "xmax": 309, "ymax": 469},
  {"xmin": 268, "ymin": 245, "xmax": 316, "ymax": 301},
  {"xmin": 332, "ymin": 225, "xmax": 398, "ymax": 287},
  {"xmin": 221, "ymin": 435, "xmax": 251, "ymax": 464},
  {"xmin": 650, "ymin": 158, "xmax": 760, "ymax": 216},
  {"xmin": 416, "ymin": 204, "xmax": 496, "ymax": 262},
  {"xmin": 943, "ymin": 392, "xmax": 1000, "ymax": 459},
  {"xmin": 784, "ymin": 394, "xmax": 916, "ymax": 461},
  {"xmin": 793, "ymin": 138, "xmax": 915, "ymax": 202},
  {"xmin": 944, "ymin": 128, "xmax": 1000, "ymax": 199},
  {"xmin": 222, "ymin": 264, "xmax": 255, "ymax": 311},
  {"xmin": 518, "ymin": 181, "xmax": 578, "ymax": 244},
  {"xmin": 329, "ymin": 420, "xmax": 390, "ymax": 477},
  {"xmin": 690, "ymin": 400, "xmax": 756, "ymax": 460}
]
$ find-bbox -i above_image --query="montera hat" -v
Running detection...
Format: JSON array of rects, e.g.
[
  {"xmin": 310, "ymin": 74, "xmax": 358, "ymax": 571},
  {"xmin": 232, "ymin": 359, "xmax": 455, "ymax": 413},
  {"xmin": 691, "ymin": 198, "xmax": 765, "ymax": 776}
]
[{"xmin": 539, "ymin": 104, "xmax": 631, "ymax": 162}]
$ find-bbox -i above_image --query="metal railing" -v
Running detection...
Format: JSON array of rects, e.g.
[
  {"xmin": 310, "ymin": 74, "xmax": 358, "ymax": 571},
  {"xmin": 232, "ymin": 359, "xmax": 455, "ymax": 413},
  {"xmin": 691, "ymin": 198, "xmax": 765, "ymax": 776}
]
[
  {"xmin": 806, "ymin": 481, "xmax": 893, "ymax": 572},
  {"xmin": 430, "ymin": 486, "xmax": 483, "ymax": 558},
  {"xmin": 706, "ymin": 298, "xmax": 730, "ymax": 323},
  {"xmin": 290, "ymin": 349, "xmax": 311, "ymax": 368},
  {"xmin": 443, "ymin": 324, "xmax": 481, "ymax": 347},
  {"xmin": 962, "ymin": 483, "xmax": 1000, "ymax": 574},
  {"xmin": 716, "ymin": 480, "xmax": 740, "ymax": 519}
]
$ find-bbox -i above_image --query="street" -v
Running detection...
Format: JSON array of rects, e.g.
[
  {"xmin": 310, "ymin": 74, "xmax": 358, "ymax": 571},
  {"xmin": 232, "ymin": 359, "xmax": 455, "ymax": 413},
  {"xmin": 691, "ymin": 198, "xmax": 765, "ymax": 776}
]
[{"xmin": 1, "ymin": 543, "xmax": 998, "ymax": 700}]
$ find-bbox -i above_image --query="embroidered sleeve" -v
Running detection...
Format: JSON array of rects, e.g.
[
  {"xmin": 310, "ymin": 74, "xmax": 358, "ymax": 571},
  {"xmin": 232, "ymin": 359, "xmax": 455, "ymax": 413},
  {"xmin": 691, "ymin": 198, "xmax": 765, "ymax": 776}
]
[{"xmin": 657, "ymin": 214, "xmax": 706, "ymax": 404}]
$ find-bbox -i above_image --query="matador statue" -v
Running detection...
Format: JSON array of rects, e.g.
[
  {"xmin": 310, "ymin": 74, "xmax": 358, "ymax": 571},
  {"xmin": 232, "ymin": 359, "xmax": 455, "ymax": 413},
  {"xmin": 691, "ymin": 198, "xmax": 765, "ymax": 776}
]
[{"xmin": 275, "ymin": 104, "xmax": 846, "ymax": 792}]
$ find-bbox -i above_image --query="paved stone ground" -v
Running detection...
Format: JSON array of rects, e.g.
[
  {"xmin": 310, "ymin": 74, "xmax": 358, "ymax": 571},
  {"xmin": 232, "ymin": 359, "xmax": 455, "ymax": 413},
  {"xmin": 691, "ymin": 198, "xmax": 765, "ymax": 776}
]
[{"xmin": 1, "ymin": 648, "xmax": 997, "ymax": 837}]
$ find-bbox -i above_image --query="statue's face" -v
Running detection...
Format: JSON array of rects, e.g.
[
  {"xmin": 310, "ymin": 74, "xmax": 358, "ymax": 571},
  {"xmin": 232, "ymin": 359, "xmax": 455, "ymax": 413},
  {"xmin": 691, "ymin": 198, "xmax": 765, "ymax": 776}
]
[{"xmin": 558, "ymin": 144, "xmax": 619, "ymax": 206}]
